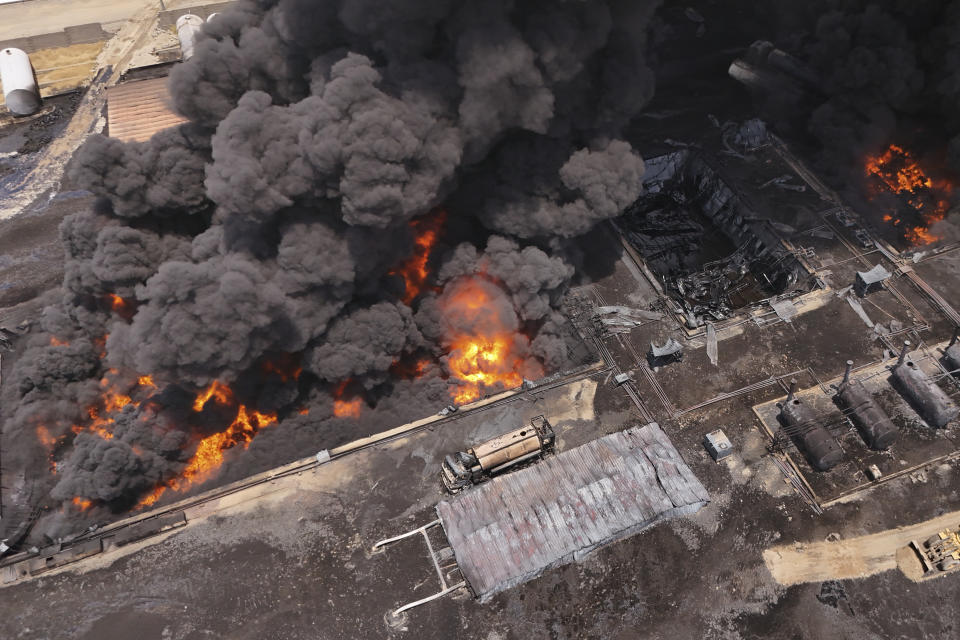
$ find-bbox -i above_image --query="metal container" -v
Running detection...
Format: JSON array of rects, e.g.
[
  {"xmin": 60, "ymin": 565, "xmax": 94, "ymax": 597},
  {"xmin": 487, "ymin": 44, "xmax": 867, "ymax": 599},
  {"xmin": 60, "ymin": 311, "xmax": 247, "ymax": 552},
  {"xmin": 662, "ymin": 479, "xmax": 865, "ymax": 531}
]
[
  {"xmin": 0, "ymin": 48, "xmax": 41, "ymax": 116},
  {"xmin": 944, "ymin": 328, "xmax": 960, "ymax": 374},
  {"xmin": 836, "ymin": 361, "xmax": 898, "ymax": 450},
  {"xmin": 441, "ymin": 415, "xmax": 555, "ymax": 492},
  {"xmin": 474, "ymin": 426, "xmax": 542, "ymax": 472},
  {"xmin": 892, "ymin": 342, "xmax": 959, "ymax": 429},
  {"xmin": 206, "ymin": 12, "xmax": 220, "ymax": 22},
  {"xmin": 779, "ymin": 380, "xmax": 843, "ymax": 471},
  {"xmin": 176, "ymin": 14, "xmax": 205, "ymax": 61}
]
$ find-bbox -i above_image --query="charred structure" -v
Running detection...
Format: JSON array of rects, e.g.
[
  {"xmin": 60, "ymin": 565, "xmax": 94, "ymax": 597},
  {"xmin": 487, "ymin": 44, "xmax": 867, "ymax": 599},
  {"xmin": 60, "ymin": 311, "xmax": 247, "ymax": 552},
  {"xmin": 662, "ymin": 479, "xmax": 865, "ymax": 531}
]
[{"xmin": 616, "ymin": 145, "xmax": 811, "ymax": 328}]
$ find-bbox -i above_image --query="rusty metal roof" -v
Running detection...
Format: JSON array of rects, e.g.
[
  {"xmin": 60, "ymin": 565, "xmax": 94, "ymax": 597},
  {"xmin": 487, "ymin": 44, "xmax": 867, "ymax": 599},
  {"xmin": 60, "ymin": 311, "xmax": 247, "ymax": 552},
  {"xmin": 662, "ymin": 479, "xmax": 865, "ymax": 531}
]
[
  {"xmin": 436, "ymin": 423, "xmax": 709, "ymax": 602},
  {"xmin": 106, "ymin": 76, "xmax": 188, "ymax": 143}
]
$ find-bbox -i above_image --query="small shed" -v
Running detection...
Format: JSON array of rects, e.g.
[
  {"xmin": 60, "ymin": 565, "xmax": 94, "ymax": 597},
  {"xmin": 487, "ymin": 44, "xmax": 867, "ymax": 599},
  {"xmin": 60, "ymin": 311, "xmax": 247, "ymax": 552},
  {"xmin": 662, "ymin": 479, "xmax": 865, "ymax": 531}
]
[
  {"xmin": 854, "ymin": 264, "xmax": 891, "ymax": 297},
  {"xmin": 704, "ymin": 429, "xmax": 733, "ymax": 461}
]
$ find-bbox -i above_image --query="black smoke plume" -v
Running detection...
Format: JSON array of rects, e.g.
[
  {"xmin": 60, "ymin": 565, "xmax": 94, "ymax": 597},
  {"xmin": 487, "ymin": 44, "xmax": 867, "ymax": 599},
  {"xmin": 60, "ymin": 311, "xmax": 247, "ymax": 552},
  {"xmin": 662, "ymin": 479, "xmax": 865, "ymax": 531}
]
[{"xmin": 2, "ymin": 0, "xmax": 664, "ymax": 540}]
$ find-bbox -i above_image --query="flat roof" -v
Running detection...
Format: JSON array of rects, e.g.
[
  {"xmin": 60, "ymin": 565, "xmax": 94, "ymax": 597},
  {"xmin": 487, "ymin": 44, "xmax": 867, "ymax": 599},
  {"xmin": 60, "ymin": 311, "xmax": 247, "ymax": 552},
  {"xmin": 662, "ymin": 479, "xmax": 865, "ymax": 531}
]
[
  {"xmin": 106, "ymin": 76, "xmax": 187, "ymax": 142},
  {"xmin": 437, "ymin": 422, "xmax": 709, "ymax": 602}
]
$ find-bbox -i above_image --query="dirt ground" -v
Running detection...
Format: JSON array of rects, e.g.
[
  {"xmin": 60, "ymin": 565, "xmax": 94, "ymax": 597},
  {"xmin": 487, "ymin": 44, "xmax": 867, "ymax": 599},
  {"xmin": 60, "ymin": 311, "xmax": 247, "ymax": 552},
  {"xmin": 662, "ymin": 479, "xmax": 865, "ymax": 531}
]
[{"xmin": 0, "ymin": 0, "xmax": 154, "ymax": 40}]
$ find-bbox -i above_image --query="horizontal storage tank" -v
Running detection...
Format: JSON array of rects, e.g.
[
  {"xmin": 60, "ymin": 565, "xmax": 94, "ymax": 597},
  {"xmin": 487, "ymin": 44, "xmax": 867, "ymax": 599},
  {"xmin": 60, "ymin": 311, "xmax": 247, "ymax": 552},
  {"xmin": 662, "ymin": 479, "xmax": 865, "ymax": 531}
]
[
  {"xmin": 836, "ymin": 361, "xmax": 898, "ymax": 450},
  {"xmin": 944, "ymin": 329, "xmax": 960, "ymax": 373},
  {"xmin": 176, "ymin": 14, "xmax": 204, "ymax": 61},
  {"xmin": 0, "ymin": 47, "xmax": 42, "ymax": 116},
  {"xmin": 892, "ymin": 342, "xmax": 959, "ymax": 429},
  {"xmin": 779, "ymin": 380, "xmax": 843, "ymax": 471}
]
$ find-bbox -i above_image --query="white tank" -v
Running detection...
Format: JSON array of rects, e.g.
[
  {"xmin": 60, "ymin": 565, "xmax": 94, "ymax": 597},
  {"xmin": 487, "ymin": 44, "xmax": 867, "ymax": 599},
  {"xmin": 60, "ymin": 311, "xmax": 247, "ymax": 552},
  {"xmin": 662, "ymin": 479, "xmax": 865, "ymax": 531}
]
[
  {"xmin": 206, "ymin": 12, "xmax": 219, "ymax": 22},
  {"xmin": 176, "ymin": 14, "xmax": 205, "ymax": 61},
  {"xmin": 0, "ymin": 47, "xmax": 42, "ymax": 116}
]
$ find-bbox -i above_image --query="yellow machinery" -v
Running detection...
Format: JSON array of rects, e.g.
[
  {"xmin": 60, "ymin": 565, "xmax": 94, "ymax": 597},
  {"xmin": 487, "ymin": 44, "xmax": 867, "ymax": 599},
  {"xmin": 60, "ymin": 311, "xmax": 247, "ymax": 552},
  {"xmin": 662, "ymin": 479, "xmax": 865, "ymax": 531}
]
[
  {"xmin": 441, "ymin": 415, "xmax": 555, "ymax": 492},
  {"xmin": 910, "ymin": 527, "xmax": 960, "ymax": 576}
]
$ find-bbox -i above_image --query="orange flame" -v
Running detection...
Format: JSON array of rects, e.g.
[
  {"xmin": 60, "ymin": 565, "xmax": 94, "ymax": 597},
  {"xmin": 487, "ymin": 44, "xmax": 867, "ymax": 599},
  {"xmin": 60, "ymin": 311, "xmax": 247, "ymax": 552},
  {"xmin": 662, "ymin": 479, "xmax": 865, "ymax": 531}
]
[
  {"xmin": 332, "ymin": 380, "xmax": 363, "ymax": 418},
  {"xmin": 138, "ymin": 375, "xmax": 157, "ymax": 388},
  {"xmin": 136, "ymin": 380, "xmax": 280, "ymax": 508},
  {"xmin": 72, "ymin": 497, "xmax": 92, "ymax": 511},
  {"xmin": 440, "ymin": 277, "xmax": 534, "ymax": 404},
  {"xmin": 261, "ymin": 354, "xmax": 303, "ymax": 382},
  {"xmin": 36, "ymin": 424, "xmax": 58, "ymax": 447},
  {"xmin": 391, "ymin": 210, "xmax": 446, "ymax": 304},
  {"xmin": 193, "ymin": 380, "xmax": 233, "ymax": 412},
  {"xmin": 106, "ymin": 293, "xmax": 136, "ymax": 319},
  {"xmin": 49, "ymin": 336, "xmax": 69, "ymax": 347},
  {"xmin": 865, "ymin": 144, "xmax": 954, "ymax": 246}
]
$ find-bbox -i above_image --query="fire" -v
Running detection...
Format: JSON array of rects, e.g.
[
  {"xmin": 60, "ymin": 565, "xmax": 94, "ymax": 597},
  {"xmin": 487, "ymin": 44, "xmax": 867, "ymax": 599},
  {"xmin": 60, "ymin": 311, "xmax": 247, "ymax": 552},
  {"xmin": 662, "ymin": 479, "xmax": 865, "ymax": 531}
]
[
  {"xmin": 193, "ymin": 380, "xmax": 233, "ymax": 412},
  {"xmin": 137, "ymin": 385, "xmax": 279, "ymax": 508},
  {"xmin": 36, "ymin": 424, "xmax": 58, "ymax": 447},
  {"xmin": 139, "ymin": 379, "xmax": 279, "ymax": 505},
  {"xmin": 439, "ymin": 277, "xmax": 536, "ymax": 404},
  {"xmin": 138, "ymin": 375, "xmax": 156, "ymax": 388},
  {"xmin": 865, "ymin": 144, "xmax": 954, "ymax": 245},
  {"xmin": 49, "ymin": 336, "xmax": 69, "ymax": 347},
  {"xmin": 106, "ymin": 293, "xmax": 136, "ymax": 319},
  {"xmin": 261, "ymin": 354, "xmax": 302, "ymax": 382},
  {"xmin": 72, "ymin": 497, "xmax": 92, "ymax": 511},
  {"xmin": 391, "ymin": 210, "xmax": 446, "ymax": 304},
  {"xmin": 332, "ymin": 380, "xmax": 363, "ymax": 418}
]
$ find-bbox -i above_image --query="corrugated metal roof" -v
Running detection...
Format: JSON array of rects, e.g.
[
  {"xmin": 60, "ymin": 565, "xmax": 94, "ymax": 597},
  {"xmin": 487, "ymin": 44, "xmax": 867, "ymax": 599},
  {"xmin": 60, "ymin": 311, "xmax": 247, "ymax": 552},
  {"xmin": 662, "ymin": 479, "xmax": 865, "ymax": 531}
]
[
  {"xmin": 106, "ymin": 76, "xmax": 188, "ymax": 143},
  {"xmin": 436, "ymin": 423, "xmax": 709, "ymax": 602}
]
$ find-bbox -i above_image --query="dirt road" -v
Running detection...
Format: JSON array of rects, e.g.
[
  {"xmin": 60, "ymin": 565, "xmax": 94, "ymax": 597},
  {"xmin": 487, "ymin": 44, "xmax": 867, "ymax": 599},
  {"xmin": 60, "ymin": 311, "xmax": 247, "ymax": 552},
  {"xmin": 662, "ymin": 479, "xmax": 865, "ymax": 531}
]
[{"xmin": 763, "ymin": 508, "xmax": 960, "ymax": 585}]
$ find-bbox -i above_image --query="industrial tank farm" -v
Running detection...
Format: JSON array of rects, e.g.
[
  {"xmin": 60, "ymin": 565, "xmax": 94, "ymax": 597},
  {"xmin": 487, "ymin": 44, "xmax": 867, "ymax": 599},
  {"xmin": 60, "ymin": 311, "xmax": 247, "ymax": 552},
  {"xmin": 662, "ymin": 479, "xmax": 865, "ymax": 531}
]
[{"xmin": 2, "ymin": 1, "xmax": 960, "ymax": 639}]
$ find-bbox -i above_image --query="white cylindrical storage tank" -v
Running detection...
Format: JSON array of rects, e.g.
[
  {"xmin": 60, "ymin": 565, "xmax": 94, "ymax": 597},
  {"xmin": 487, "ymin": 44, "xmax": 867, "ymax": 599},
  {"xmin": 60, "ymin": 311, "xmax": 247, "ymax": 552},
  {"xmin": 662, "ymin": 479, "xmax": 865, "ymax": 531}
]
[
  {"xmin": 0, "ymin": 47, "xmax": 41, "ymax": 116},
  {"xmin": 176, "ymin": 14, "xmax": 204, "ymax": 61},
  {"xmin": 206, "ymin": 12, "xmax": 219, "ymax": 22}
]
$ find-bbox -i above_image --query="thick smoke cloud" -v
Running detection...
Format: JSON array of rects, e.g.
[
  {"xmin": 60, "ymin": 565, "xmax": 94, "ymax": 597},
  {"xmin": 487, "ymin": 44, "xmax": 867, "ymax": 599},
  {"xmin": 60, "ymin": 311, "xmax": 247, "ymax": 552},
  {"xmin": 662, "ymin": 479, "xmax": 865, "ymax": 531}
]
[
  {"xmin": 747, "ymin": 1, "xmax": 960, "ymax": 179},
  {"xmin": 4, "ymin": 0, "xmax": 663, "ymax": 537}
]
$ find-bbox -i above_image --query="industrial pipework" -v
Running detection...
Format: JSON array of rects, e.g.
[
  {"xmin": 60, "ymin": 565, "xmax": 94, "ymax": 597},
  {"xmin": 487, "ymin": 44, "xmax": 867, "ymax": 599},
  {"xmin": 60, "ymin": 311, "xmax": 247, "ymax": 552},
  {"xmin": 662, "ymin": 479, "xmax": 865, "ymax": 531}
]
[{"xmin": 0, "ymin": 48, "xmax": 42, "ymax": 116}]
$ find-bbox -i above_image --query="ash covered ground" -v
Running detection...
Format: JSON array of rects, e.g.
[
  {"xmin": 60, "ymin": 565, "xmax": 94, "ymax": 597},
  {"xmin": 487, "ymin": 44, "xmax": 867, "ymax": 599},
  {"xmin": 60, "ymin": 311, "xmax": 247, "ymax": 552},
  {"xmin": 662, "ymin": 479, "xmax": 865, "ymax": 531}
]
[{"xmin": 2, "ymin": 0, "xmax": 960, "ymax": 638}]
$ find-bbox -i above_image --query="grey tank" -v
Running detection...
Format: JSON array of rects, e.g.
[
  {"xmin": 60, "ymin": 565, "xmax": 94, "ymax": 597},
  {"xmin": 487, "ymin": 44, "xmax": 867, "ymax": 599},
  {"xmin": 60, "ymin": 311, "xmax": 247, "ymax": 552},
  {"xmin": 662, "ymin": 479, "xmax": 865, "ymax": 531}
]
[
  {"xmin": 4, "ymin": 88, "xmax": 41, "ymax": 116},
  {"xmin": 944, "ymin": 330, "xmax": 960, "ymax": 373},
  {"xmin": 836, "ymin": 381, "xmax": 898, "ymax": 449},
  {"xmin": 779, "ymin": 385, "xmax": 843, "ymax": 471},
  {"xmin": 892, "ymin": 342, "xmax": 959, "ymax": 429}
]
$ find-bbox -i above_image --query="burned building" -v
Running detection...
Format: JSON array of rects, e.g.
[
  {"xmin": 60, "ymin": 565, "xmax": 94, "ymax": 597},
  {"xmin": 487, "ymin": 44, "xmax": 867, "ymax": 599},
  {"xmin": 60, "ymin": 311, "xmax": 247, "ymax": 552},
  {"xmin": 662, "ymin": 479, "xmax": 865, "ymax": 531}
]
[{"xmin": 615, "ymin": 143, "xmax": 812, "ymax": 329}]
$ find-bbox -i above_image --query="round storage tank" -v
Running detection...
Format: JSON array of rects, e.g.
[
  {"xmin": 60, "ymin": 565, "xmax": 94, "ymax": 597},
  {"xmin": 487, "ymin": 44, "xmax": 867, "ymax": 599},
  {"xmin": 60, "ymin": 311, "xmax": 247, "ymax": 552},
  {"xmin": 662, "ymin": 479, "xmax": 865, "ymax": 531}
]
[
  {"xmin": 176, "ymin": 14, "xmax": 205, "ymax": 61},
  {"xmin": 206, "ymin": 13, "xmax": 219, "ymax": 22},
  {"xmin": 0, "ymin": 47, "xmax": 42, "ymax": 116}
]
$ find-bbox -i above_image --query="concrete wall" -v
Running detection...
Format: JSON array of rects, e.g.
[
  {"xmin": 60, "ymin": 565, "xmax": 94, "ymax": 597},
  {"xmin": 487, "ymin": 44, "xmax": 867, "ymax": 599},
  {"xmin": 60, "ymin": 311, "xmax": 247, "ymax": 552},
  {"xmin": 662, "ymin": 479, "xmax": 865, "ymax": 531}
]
[{"xmin": 0, "ymin": 22, "xmax": 108, "ymax": 54}]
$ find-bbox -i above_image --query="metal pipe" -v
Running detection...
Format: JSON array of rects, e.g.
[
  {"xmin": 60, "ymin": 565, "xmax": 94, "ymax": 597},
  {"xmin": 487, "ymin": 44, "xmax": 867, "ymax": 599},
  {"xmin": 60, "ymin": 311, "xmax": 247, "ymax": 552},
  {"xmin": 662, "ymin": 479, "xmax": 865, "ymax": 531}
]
[
  {"xmin": 840, "ymin": 360, "xmax": 853, "ymax": 390},
  {"xmin": 897, "ymin": 341, "xmax": 911, "ymax": 367},
  {"xmin": 786, "ymin": 379, "xmax": 797, "ymax": 403},
  {"xmin": 950, "ymin": 327, "xmax": 959, "ymax": 348}
]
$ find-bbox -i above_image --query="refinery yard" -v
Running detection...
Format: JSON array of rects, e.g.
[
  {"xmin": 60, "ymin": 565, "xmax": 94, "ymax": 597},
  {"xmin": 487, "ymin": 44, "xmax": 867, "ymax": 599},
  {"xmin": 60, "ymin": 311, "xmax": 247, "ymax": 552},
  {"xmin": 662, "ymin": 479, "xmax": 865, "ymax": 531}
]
[{"xmin": 2, "ymin": 1, "xmax": 960, "ymax": 638}]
